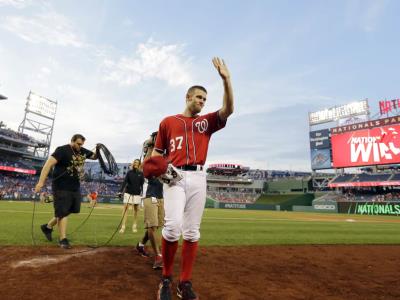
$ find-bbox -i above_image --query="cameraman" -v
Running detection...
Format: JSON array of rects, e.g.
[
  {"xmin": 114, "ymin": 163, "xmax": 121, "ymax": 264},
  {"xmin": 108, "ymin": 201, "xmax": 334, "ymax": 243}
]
[{"xmin": 136, "ymin": 132, "xmax": 164, "ymax": 270}]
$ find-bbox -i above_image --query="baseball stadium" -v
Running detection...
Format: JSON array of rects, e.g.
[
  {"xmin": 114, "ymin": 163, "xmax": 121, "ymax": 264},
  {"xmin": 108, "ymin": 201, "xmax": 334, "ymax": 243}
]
[
  {"xmin": 1, "ymin": 91, "xmax": 400, "ymax": 300},
  {"xmin": 2, "ymin": 2, "xmax": 400, "ymax": 298}
]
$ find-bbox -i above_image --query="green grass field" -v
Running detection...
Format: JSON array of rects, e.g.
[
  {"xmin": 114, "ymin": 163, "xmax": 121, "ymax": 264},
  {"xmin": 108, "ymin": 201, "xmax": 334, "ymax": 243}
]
[{"xmin": 1, "ymin": 201, "xmax": 400, "ymax": 246}]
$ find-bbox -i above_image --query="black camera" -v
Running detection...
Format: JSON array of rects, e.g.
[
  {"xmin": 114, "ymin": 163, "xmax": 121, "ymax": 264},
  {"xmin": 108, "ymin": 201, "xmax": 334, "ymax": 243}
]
[
  {"xmin": 142, "ymin": 131, "xmax": 158, "ymax": 157},
  {"xmin": 150, "ymin": 131, "xmax": 158, "ymax": 144}
]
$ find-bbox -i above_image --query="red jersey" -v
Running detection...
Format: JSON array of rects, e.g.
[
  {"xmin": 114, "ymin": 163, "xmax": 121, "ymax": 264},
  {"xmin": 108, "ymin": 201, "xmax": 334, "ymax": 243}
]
[
  {"xmin": 155, "ymin": 110, "xmax": 226, "ymax": 166},
  {"xmin": 90, "ymin": 192, "xmax": 97, "ymax": 200}
]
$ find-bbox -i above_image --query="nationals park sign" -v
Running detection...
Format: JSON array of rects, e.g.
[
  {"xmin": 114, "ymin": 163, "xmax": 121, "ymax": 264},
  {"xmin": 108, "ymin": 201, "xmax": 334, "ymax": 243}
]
[{"xmin": 331, "ymin": 116, "xmax": 400, "ymax": 168}]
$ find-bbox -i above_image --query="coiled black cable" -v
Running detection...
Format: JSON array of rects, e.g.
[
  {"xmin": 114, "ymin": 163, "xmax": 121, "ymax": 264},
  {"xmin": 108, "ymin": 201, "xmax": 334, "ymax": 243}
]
[{"xmin": 96, "ymin": 143, "xmax": 119, "ymax": 176}]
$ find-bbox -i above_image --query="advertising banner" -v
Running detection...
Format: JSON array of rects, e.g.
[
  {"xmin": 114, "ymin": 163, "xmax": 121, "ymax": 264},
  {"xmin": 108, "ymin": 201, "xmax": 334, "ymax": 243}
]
[
  {"xmin": 0, "ymin": 165, "xmax": 36, "ymax": 175},
  {"xmin": 310, "ymin": 149, "xmax": 331, "ymax": 170},
  {"xmin": 309, "ymin": 129, "xmax": 331, "ymax": 149},
  {"xmin": 331, "ymin": 124, "xmax": 400, "ymax": 168},
  {"xmin": 331, "ymin": 115, "xmax": 400, "ymax": 135},
  {"xmin": 338, "ymin": 202, "xmax": 400, "ymax": 215},
  {"xmin": 218, "ymin": 202, "xmax": 276, "ymax": 210}
]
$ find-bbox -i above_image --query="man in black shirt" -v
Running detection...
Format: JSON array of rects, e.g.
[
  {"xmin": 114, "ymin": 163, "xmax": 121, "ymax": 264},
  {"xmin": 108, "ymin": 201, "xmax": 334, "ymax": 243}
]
[{"xmin": 34, "ymin": 134, "xmax": 97, "ymax": 249}]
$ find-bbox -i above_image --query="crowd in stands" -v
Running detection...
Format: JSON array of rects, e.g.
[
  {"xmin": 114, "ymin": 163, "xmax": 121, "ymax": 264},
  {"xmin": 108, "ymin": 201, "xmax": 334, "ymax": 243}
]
[
  {"xmin": 0, "ymin": 125, "xmax": 37, "ymax": 144},
  {"xmin": 0, "ymin": 158, "xmax": 34, "ymax": 169},
  {"xmin": 1, "ymin": 170, "xmax": 263, "ymax": 203},
  {"xmin": 338, "ymin": 189, "xmax": 400, "ymax": 202},
  {"xmin": 206, "ymin": 174, "xmax": 253, "ymax": 182},
  {"xmin": 0, "ymin": 142, "xmax": 36, "ymax": 157},
  {"xmin": 80, "ymin": 181, "xmax": 120, "ymax": 196},
  {"xmin": 0, "ymin": 173, "xmax": 42, "ymax": 200},
  {"xmin": 0, "ymin": 172, "xmax": 121, "ymax": 200},
  {"xmin": 332, "ymin": 172, "xmax": 400, "ymax": 184},
  {"xmin": 206, "ymin": 169, "xmax": 312, "ymax": 181},
  {"xmin": 207, "ymin": 191, "xmax": 260, "ymax": 203}
]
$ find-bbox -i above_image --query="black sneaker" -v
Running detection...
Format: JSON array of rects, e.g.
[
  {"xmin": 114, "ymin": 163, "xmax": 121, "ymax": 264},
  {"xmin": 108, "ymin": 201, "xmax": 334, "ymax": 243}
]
[
  {"xmin": 59, "ymin": 238, "xmax": 72, "ymax": 249},
  {"xmin": 157, "ymin": 277, "xmax": 172, "ymax": 300},
  {"xmin": 136, "ymin": 243, "xmax": 150, "ymax": 257},
  {"xmin": 177, "ymin": 281, "xmax": 198, "ymax": 300},
  {"xmin": 40, "ymin": 224, "xmax": 53, "ymax": 241}
]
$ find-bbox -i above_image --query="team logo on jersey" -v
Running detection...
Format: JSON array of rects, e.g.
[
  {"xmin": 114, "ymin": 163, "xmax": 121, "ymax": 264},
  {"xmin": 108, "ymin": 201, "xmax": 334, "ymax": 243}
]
[{"xmin": 195, "ymin": 119, "xmax": 208, "ymax": 133}]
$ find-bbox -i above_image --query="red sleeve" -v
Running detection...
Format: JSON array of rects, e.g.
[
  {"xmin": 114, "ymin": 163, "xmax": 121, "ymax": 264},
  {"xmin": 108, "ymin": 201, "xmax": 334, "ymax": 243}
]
[
  {"xmin": 205, "ymin": 110, "xmax": 227, "ymax": 135},
  {"xmin": 154, "ymin": 118, "xmax": 168, "ymax": 154}
]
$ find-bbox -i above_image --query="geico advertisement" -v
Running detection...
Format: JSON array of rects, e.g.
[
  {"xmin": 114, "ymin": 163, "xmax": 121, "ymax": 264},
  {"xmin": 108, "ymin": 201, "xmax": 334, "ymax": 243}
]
[{"xmin": 331, "ymin": 124, "xmax": 400, "ymax": 167}]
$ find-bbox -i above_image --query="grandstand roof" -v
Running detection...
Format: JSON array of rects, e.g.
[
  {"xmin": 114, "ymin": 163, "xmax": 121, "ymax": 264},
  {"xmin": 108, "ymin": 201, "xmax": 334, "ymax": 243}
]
[{"xmin": 207, "ymin": 163, "xmax": 249, "ymax": 176}]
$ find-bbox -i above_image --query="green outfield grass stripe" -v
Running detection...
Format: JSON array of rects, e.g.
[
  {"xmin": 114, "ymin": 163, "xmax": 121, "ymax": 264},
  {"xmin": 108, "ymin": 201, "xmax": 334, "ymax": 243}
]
[
  {"xmin": 2, "ymin": 202, "xmax": 400, "ymax": 246},
  {"xmin": 0, "ymin": 209, "xmax": 124, "ymax": 217},
  {"xmin": 2, "ymin": 209, "xmax": 400, "ymax": 225},
  {"xmin": 202, "ymin": 216, "xmax": 400, "ymax": 224}
]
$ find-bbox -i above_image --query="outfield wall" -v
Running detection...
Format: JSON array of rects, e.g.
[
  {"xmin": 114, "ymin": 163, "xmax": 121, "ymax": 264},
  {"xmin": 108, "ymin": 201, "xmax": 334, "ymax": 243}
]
[
  {"xmin": 293, "ymin": 205, "xmax": 338, "ymax": 213},
  {"xmin": 338, "ymin": 202, "xmax": 400, "ymax": 216},
  {"xmin": 218, "ymin": 202, "xmax": 277, "ymax": 210}
]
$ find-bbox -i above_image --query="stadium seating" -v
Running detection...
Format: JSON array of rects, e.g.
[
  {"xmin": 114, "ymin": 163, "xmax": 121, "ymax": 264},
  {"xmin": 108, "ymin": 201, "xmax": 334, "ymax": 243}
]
[
  {"xmin": 330, "ymin": 174, "xmax": 355, "ymax": 183},
  {"xmin": 206, "ymin": 191, "xmax": 261, "ymax": 203},
  {"xmin": 0, "ymin": 158, "xmax": 34, "ymax": 169},
  {"xmin": 0, "ymin": 126, "xmax": 39, "ymax": 145},
  {"xmin": 390, "ymin": 173, "xmax": 400, "ymax": 181},
  {"xmin": 331, "ymin": 173, "xmax": 395, "ymax": 184},
  {"xmin": 352, "ymin": 173, "xmax": 392, "ymax": 182},
  {"xmin": 0, "ymin": 172, "xmax": 121, "ymax": 200}
]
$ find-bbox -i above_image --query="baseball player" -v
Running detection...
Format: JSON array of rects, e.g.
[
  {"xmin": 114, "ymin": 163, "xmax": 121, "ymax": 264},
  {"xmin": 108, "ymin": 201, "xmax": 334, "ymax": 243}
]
[{"xmin": 148, "ymin": 57, "xmax": 234, "ymax": 300}]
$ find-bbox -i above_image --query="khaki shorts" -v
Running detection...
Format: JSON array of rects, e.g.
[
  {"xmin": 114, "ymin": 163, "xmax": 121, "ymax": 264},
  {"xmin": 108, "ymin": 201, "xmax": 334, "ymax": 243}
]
[{"xmin": 143, "ymin": 197, "xmax": 164, "ymax": 229}]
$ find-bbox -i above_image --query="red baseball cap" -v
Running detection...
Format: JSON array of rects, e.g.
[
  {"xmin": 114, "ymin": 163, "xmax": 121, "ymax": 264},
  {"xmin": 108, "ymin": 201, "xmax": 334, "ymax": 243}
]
[{"xmin": 143, "ymin": 156, "xmax": 168, "ymax": 178}]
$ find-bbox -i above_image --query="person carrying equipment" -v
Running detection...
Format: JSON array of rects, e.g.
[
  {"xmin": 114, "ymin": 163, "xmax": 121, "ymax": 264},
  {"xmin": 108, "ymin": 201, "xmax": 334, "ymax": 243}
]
[{"xmin": 34, "ymin": 134, "xmax": 98, "ymax": 249}]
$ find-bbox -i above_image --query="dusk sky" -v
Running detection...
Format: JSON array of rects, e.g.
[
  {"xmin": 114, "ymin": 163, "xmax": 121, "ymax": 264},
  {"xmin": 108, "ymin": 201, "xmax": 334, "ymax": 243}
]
[{"xmin": 0, "ymin": 0, "xmax": 399, "ymax": 171}]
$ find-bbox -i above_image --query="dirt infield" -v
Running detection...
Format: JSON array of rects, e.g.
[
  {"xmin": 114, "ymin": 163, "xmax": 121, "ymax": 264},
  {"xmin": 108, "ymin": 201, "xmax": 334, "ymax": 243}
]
[{"xmin": 1, "ymin": 245, "xmax": 399, "ymax": 300}]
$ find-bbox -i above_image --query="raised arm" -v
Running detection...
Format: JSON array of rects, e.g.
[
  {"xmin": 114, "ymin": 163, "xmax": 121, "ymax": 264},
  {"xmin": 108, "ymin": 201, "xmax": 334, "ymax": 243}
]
[{"xmin": 212, "ymin": 57, "xmax": 234, "ymax": 120}]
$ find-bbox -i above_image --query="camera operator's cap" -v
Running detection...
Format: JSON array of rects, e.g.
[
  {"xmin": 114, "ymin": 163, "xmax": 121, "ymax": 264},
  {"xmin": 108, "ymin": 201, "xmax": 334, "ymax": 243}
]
[{"xmin": 143, "ymin": 156, "xmax": 168, "ymax": 179}]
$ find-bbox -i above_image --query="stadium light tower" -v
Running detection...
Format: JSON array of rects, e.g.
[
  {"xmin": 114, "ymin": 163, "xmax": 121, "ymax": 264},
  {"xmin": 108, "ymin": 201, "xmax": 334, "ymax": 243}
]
[{"xmin": 18, "ymin": 91, "xmax": 57, "ymax": 159}]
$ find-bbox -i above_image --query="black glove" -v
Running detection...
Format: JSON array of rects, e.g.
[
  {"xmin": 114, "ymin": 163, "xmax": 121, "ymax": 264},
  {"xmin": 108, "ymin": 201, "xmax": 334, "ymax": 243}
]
[{"xmin": 117, "ymin": 192, "xmax": 122, "ymax": 199}]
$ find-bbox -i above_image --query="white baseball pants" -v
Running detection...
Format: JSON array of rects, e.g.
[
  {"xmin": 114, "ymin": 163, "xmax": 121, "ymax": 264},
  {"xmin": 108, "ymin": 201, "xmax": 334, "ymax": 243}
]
[{"xmin": 162, "ymin": 170, "xmax": 207, "ymax": 242}]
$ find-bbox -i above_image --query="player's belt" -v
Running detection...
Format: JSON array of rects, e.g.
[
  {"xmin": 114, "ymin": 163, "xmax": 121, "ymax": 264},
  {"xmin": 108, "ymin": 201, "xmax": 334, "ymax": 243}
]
[{"xmin": 176, "ymin": 165, "xmax": 203, "ymax": 171}]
